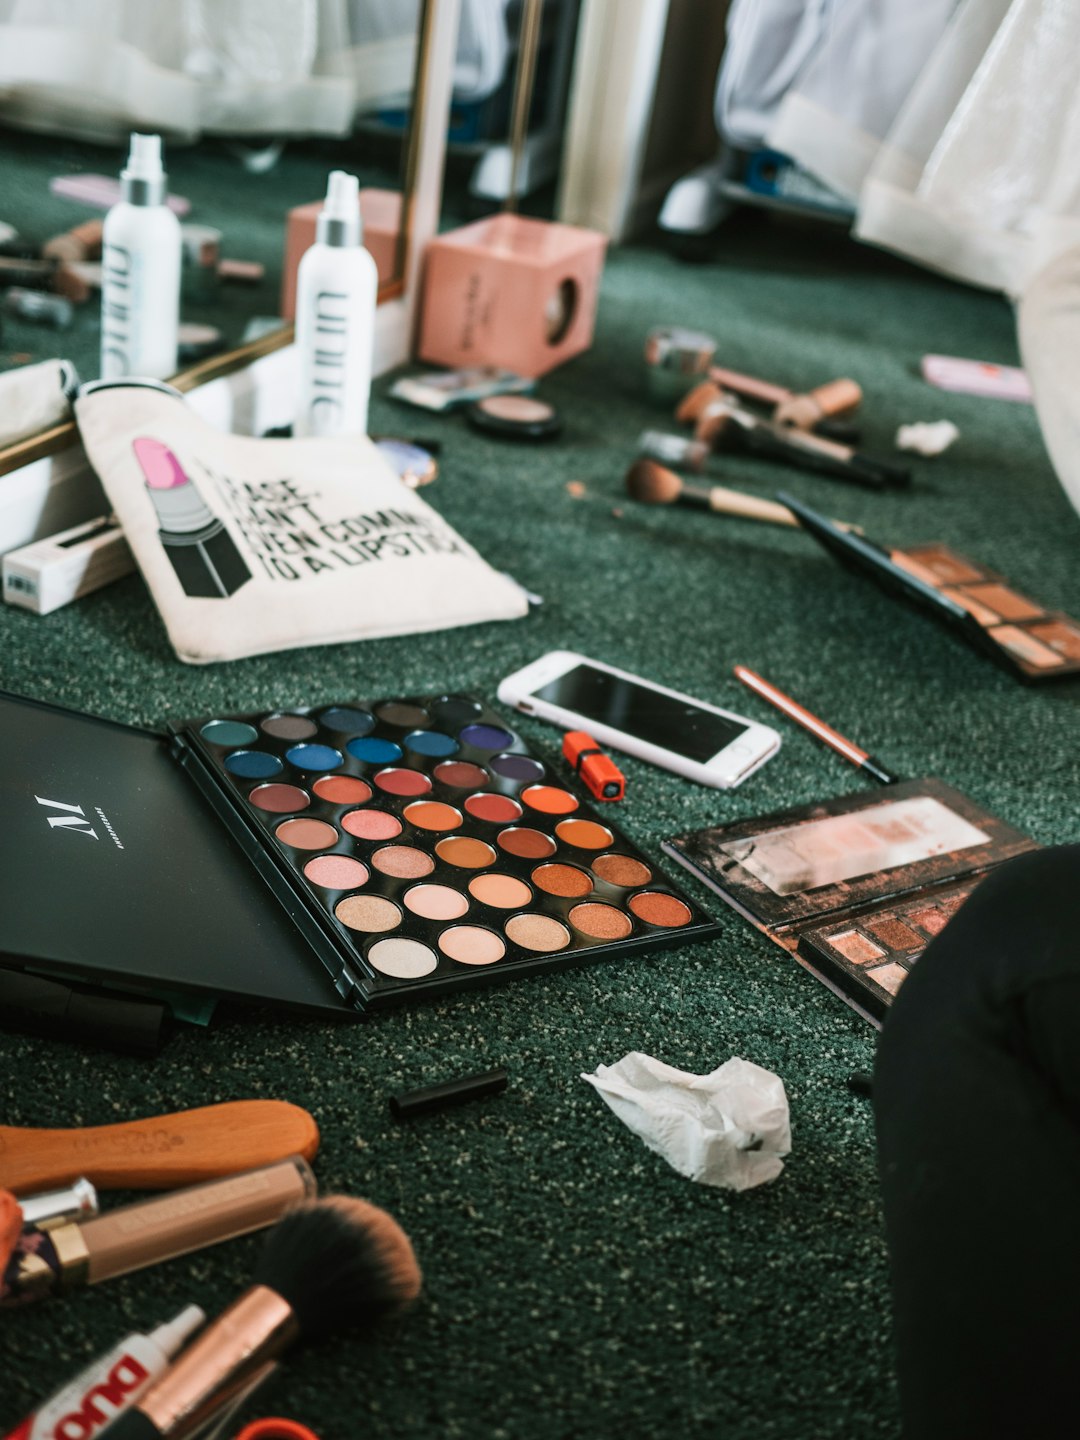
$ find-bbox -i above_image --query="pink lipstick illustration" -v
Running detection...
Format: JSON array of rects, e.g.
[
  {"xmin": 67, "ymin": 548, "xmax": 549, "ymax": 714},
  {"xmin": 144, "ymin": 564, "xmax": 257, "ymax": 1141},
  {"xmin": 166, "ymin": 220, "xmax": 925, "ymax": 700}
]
[{"xmin": 133, "ymin": 437, "xmax": 251, "ymax": 598}]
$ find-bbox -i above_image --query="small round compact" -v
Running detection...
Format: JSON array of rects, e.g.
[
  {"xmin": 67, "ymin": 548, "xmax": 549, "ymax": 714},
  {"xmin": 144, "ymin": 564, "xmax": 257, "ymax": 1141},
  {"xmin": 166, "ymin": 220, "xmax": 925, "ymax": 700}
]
[
  {"xmin": 464, "ymin": 393, "xmax": 562, "ymax": 441},
  {"xmin": 373, "ymin": 438, "xmax": 439, "ymax": 488}
]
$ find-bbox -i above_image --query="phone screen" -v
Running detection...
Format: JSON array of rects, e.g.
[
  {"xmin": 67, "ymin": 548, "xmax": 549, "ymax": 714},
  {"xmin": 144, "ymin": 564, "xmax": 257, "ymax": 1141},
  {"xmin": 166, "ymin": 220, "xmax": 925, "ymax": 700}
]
[{"xmin": 532, "ymin": 664, "xmax": 749, "ymax": 764}]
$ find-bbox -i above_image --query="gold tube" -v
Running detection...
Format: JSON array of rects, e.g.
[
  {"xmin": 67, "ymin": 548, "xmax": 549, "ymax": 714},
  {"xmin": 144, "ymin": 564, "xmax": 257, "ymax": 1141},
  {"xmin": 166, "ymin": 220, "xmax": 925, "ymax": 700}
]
[
  {"xmin": 505, "ymin": 0, "xmax": 544, "ymax": 213},
  {"xmin": 82, "ymin": 1156, "xmax": 315, "ymax": 1283},
  {"xmin": 135, "ymin": 1288, "xmax": 298, "ymax": 1437}
]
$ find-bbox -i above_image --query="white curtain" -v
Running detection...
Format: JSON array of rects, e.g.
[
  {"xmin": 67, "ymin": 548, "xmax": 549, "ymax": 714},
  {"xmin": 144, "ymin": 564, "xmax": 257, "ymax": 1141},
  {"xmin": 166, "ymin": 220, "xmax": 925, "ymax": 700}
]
[
  {"xmin": 759, "ymin": 0, "xmax": 1080, "ymax": 299},
  {"xmin": 718, "ymin": 0, "xmax": 1080, "ymax": 517},
  {"xmin": 764, "ymin": 0, "xmax": 959, "ymax": 200},
  {"xmin": 0, "ymin": 0, "xmax": 510, "ymax": 142}
]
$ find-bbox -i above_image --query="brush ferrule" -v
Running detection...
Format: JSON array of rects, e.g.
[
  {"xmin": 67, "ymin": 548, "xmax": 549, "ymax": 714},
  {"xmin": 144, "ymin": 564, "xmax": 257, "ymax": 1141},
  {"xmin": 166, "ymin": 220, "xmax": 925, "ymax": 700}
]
[
  {"xmin": 135, "ymin": 1287, "xmax": 299, "ymax": 1436},
  {"xmin": 679, "ymin": 483, "xmax": 714, "ymax": 509}
]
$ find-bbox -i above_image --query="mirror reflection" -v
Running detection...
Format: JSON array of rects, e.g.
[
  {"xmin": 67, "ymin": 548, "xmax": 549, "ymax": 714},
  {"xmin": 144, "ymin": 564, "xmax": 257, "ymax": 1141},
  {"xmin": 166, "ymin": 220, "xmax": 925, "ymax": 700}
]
[{"xmin": 0, "ymin": 0, "xmax": 424, "ymax": 385}]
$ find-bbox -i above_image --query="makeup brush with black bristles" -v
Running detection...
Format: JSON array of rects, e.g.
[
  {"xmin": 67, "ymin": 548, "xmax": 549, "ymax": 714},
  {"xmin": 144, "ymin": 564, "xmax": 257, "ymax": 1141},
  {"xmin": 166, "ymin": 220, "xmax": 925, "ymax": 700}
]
[
  {"xmin": 100, "ymin": 1197, "xmax": 422, "ymax": 1439},
  {"xmin": 626, "ymin": 457, "xmax": 802, "ymax": 528}
]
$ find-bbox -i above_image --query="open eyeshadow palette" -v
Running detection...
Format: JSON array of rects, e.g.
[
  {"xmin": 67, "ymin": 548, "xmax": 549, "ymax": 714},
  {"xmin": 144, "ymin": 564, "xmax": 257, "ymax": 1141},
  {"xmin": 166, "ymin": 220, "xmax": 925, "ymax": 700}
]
[
  {"xmin": 167, "ymin": 693, "xmax": 720, "ymax": 1010},
  {"xmin": 662, "ymin": 778, "xmax": 1037, "ymax": 1025},
  {"xmin": 783, "ymin": 493, "xmax": 1080, "ymax": 681}
]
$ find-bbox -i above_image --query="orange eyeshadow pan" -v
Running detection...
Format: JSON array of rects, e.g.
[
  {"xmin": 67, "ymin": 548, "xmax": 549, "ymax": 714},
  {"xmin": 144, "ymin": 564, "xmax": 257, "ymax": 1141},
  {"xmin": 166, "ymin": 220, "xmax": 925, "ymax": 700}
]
[
  {"xmin": 900, "ymin": 546, "xmax": 984, "ymax": 585},
  {"xmin": 532, "ymin": 863, "xmax": 593, "ymax": 898},
  {"xmin": 1030, "ymin": 620, "xmax": 1080, "ymax": 660},
  {"xmin": 521, "ymin": 785, "xmax": 579, "ymax": 816},
  {"xmin": 989, "ymin": 625, "xmax": 1064, "ymax": 668},
  {"xmin": 628, "ymin": 892, "xmax": 692, "ymax": 928},
  {"xmin": 962, "ymin": 583, "xmax": 1043, "ymax": 621}
]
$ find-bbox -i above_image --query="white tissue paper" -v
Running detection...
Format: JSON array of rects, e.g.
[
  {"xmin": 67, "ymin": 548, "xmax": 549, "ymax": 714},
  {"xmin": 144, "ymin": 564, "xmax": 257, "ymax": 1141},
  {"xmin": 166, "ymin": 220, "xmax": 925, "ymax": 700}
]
[
  {"xmin": 582, "ymin": 1052, "xmax": 791, "ymax": 1191},
  {"xmin": 895, "ymin": 420, "xmax": 960, "ymax": 456}
]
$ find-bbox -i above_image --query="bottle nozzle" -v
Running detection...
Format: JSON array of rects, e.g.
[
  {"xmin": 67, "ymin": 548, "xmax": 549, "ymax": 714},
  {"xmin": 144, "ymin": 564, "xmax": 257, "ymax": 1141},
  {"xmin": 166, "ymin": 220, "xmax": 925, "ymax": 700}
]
[
  {"xmin": 326, "ymin": 169, "xmax": 358, "ymax": 217},
  {"xmin": 120, "ymin": 132, "xmax": 168, "ymax": 205},
  {"xmin": 317, "ymin": 170, "xmax": 362, "ymax": 246},
  {"xmin": 150, "ymin": 1303, "xmax": 206, "ymax": 1359},
  {"xmin": 125, "ymin": 133, "xmax": 164, "ymax": 181}
]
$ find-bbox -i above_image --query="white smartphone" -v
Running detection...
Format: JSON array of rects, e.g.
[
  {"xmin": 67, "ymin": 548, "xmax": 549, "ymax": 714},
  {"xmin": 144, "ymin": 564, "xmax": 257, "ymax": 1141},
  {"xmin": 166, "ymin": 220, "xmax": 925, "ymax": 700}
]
[{"xmin": 497, "ymin": 651, "xmax": 780, "ymax": 790}]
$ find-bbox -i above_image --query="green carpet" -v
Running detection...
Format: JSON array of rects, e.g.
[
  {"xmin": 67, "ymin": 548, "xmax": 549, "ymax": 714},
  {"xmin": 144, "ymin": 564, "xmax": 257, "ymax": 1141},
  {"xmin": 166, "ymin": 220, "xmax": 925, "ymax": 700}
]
[{"xmin": 2, "ymin": 201, "xmax": 1079, "ymax": 1438}]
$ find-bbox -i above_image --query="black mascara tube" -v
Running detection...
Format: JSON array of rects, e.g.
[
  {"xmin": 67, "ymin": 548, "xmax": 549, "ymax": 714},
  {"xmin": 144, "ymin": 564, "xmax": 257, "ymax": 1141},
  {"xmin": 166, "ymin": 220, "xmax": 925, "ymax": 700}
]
[
  {"xmin": 390, "ymin": 1068, "xmax": 508, "ymax": 1119},
  {"xmin": 0, "ymin": 969, "xmax": 170, "ymax": 1056}
]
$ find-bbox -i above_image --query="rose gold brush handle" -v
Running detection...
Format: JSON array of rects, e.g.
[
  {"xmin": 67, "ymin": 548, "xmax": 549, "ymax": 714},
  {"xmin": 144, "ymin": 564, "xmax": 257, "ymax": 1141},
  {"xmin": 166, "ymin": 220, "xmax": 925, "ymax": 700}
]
[
  {"xmin": 775, "ymin": 377, "xmax": 863, "ymax": 428},
  {"xmin": 0, "ymin": 1101, "xmax": 321, "ymax": 1196}
]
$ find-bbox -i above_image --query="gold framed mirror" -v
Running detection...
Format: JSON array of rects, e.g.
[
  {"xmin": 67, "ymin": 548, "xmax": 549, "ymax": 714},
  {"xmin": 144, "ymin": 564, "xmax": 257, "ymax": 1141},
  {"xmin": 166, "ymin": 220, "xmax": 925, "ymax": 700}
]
[{"xmin": 0, "ymin": 0, "xmax": 462, "ymax": 482}]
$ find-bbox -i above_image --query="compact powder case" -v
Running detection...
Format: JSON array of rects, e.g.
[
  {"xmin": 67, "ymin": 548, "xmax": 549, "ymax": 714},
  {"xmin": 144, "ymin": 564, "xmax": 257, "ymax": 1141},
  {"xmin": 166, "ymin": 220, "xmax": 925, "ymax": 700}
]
[
  {"xmin": 465, "ymin": 394, "xmax": 562, "ymax": 441},
  {"xmin": 171, "ymin": 693, "xmax": 719, "ymax": 1010}
]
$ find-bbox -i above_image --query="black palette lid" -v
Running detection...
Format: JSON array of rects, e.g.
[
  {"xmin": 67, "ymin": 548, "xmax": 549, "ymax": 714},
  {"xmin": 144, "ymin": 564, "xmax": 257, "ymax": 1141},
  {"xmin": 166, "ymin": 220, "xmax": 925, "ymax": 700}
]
[{"xmin": 0, "ymin": 691, "xmax": 350, "ymax": 1016}]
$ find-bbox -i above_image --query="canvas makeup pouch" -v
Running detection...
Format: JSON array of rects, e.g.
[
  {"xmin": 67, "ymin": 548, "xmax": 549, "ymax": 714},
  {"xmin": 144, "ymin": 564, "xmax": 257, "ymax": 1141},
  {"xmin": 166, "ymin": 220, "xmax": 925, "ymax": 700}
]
[{"xmin": 73, "ymin": 379, "xmax": 528, "ymax": 664}]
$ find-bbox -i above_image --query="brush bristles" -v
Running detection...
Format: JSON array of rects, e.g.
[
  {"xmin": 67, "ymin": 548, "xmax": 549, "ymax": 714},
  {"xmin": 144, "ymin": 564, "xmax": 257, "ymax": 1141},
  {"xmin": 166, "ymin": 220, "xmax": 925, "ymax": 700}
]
[
  {"xmin": 254, "ymin": 1196, "xmax": 421, "ymax": 1341},
  {"xmin": 675, "ymin": 380, "xmax": 723, "ymax": 424},
  {"xmin": 625, "ymin": 459, "xmax": 683, "ymax": 505}
]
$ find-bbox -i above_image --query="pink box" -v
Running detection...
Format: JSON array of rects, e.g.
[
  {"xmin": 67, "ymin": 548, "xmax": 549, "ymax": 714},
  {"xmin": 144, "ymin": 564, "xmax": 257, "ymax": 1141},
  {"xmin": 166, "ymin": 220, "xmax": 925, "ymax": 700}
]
[
  {"xmin": 418, "ymin": 214, "xmax": 608, "ymax": 378},
  {"xmin": 280, "ymin": 188, "xmax": 401, "ymax": 319}
]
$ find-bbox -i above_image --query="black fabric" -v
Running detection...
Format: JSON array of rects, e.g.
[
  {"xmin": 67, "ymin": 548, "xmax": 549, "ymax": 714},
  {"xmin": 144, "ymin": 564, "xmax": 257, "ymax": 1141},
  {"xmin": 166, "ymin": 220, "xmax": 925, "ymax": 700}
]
[{"xmin": 875, "ymin": 845, "xmax": 1080, "ymax": 1438}]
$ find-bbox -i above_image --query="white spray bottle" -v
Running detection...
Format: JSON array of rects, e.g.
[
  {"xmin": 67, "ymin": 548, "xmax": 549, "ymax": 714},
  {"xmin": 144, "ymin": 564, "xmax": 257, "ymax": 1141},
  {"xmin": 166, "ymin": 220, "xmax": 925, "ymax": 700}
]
[
  {"xmin": 294, "ymin": 169, "xmax": 378, "ymax": 437},
  {"xmin": 100, "ymin": 133, "xmax": 182, "ymax": 380}
]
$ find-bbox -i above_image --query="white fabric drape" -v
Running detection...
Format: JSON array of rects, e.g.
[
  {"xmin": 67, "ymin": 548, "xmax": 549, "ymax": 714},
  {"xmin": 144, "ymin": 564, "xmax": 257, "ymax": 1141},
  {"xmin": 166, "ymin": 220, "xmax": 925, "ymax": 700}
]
[
  {"xmin": 856, "ymin": 0, "xmax": 1080, "ymax": 296},
  {"xmin": 0, "ymin": 0, "xmax": 510, "ymax": 142},
  {"xmin": 766, "ymin": 0, "xmax": 958, "ymax": 201},
  {"xmin": 760, "ymin": 0, "xmax": 1080, "ymax": 299}
]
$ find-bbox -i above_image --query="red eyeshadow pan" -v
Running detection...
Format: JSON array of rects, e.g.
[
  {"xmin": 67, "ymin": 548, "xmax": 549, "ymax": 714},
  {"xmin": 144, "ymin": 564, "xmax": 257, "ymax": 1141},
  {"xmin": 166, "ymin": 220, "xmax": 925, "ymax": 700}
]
[
  {"xmin": 465, "ymin": 793, "xmax": 523, "ymax": 824},
  {"xmin": 249, "ymin": 783, "xmax": 310, "ymax": 814},
  {"xmin": 434, "ymin": 760, "xmax": 489, "ymax": 789},
  {"xmin": 374, "ymin": 768, "xmax": 432, "ymax": 797}
]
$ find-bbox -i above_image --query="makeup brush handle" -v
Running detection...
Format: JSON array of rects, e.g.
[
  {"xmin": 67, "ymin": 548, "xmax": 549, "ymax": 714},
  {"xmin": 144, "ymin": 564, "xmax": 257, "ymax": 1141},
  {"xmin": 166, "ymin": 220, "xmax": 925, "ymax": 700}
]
[
  {"xmin": 0, "ymin": 1101, "xmax": 321, "ymax": 1196},
  {"xmin": 775, "ymin": 378, "xmax": 862, "ymax": 429},
  {"xmin": 707, "ymin": 485, "xmax": 799, "ymax": 527}
]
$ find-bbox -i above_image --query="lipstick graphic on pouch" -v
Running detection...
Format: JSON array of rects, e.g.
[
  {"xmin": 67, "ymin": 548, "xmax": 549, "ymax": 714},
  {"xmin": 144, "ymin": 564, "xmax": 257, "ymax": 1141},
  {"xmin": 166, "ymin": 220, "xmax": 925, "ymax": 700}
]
[{"xmin": 133, "ymin": 436, "xmax": 251, "ymax": 598}]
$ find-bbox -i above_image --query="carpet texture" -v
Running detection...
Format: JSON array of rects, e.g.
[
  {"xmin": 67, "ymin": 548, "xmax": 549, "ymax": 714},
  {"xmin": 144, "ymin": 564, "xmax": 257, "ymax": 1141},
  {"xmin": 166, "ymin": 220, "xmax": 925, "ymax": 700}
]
[{"xmin": 2, "ymin": 187, "xmax": 1079, "ymax": 1438}]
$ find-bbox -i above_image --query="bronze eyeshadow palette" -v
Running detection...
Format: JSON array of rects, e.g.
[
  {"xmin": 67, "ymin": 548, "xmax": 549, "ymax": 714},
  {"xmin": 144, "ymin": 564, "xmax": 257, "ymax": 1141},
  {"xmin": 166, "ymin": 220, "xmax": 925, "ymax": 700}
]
[
  {"xmin": 167, "ymin": 693, "xmax": 720, "ymax": 1010},
  {"xmin": 662, "ymin": 778, "xmax": 1037, "ymax": 1026},
  {"xmin": 782, "ymin": 493, "xmax": 1080, "ymax": 682}
]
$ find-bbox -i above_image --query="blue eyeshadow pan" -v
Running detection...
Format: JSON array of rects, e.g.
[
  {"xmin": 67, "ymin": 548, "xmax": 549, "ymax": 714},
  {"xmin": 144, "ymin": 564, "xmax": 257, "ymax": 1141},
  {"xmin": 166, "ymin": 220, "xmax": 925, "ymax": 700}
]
[
  {"xmin": 320, "ymin": 707, "xmax": 376, "ymax": 736},
  {"xmin": 202, "ymin": 720, "xmax": 259, "ymax": 747},
  {"xmin": 224, "ymin": 750, "xmax": 283, "ymax": 779},
  {"xmin": 346, "ymin": 736, "xmax": 403, "ymax": 764},
  {"xmin": 286, "ymin": 743, "xmax": 344, "ymax": 772},
  {"xmin": 404, "ymin": 729, "xmax": 458, "ymax": 758}
]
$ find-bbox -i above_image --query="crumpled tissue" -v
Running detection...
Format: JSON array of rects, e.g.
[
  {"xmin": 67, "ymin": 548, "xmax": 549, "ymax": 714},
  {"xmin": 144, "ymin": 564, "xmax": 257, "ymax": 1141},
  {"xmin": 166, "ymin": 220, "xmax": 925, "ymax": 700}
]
[
  {"xmin": 582, "ymin": 1052, "xmax": 791, "ymax": 1191},
  {"xmin": 895, "ymin": 419, "xmax": 960, "ymax": 456}
]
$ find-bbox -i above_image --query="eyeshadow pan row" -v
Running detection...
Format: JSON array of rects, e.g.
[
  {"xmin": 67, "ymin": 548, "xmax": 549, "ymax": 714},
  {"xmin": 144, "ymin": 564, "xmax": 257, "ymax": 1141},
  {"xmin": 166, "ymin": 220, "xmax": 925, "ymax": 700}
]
[
  {"xmin": 177, "ymin": 693, "xmax": 719, "ymax": 1009},
  {"xmin": 891, "ymin": 543, "xmax": 1080, "ymax": 674},
  {"xmin": 798, "ymin": 875, "xmax": 982, "ymax": 1020}
]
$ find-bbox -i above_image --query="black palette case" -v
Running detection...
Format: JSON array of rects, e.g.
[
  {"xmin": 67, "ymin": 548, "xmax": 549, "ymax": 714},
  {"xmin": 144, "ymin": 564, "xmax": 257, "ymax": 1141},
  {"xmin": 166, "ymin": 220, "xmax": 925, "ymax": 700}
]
[{"xmin": 1, "ymin": 690, "xmax": 719, "ymax": 1016}]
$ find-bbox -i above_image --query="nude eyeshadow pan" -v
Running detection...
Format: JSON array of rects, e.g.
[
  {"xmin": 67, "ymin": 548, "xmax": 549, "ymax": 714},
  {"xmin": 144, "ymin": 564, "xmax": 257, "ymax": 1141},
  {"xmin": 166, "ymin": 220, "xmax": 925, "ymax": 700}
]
[{"xmin": 173, "ymin": 692, "xmax": 719, "ymax": 1011}]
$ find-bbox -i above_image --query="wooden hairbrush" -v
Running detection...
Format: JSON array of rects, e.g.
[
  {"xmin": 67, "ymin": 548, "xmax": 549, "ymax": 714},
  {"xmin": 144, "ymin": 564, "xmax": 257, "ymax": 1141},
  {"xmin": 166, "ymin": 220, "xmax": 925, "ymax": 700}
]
[{"xmin": 0, "ymin": 1100, "xmax": 320, "ymax": 1196}]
